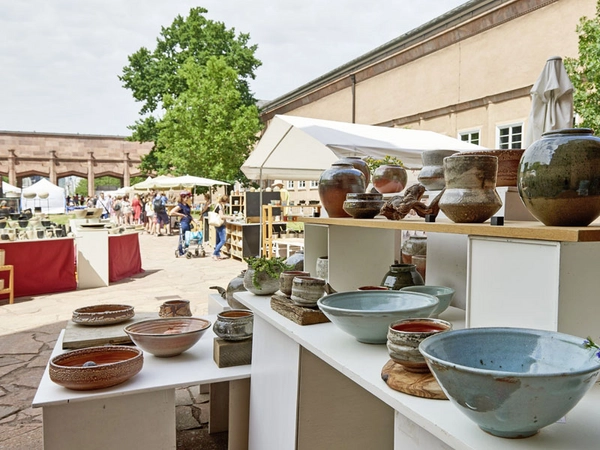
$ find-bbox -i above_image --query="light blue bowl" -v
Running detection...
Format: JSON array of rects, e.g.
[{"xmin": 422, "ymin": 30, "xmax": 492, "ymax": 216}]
[
  {"xmin": 400, "ymin": 285, "xmax": 455, "ymax": 317},
  {"xmin": 317, "ymin": 291, "xmax": 439, "ymax": 344},
  {"xmin": 419, "ymin": 327, "xmax": 600, "ymax": 438}
]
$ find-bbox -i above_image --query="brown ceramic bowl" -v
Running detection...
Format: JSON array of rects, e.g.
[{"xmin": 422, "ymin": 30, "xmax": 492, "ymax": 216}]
[
  {"xmin": 342, "ymin": 199, "xmax": 385, "ymax": 219},
  {"xmin": 460, "ymin": 149, "xmax": 525, "ymax": 186},
  {"xmin": 72, "ymin": 304, "xmax": 135, "ymax": 326},
  {"xmin": 357, "ymin": 285, "xmax": 390, "ymax": 291},
  {"xmin": 124, "ymin": 317, "xmax": 211, "ymax": 357},
  {"xmin": 49, "ymin": 346, "xmax": 143, "ymax": 390}
]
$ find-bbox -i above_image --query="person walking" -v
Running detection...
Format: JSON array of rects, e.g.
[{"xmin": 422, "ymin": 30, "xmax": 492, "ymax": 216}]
[
  {"xmin": 170, "ymin": 191, "xmax": 196, "ymax": 257},
  {"xmin": 212, "ymin": 195, "xmax": 229, "ymax": 261},
  {"xmin": 95, "ymin": 192, "xmax": 110, "ymax": 219},
  {"xmin": 154, "ymin": 191, "xmax": 170, "ymax": 236},
  {"xmin": 132, "ymin": 193, "xmax": 142, "ymax": 224}
]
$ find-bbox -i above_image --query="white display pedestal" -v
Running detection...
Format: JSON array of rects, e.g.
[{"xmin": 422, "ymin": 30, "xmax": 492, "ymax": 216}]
[{"xmin": 76, "ymin": 229, "xmax": 109, "ymax": 288}]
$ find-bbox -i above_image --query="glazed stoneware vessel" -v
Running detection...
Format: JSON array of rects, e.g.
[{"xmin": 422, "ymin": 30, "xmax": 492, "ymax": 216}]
[
  {"xmin": 418, "ymin": 150, "xmax": 459, "ymax": 190},
  {"xmin": 400, "ymin": 235, "xmax": 427, "ymax": 264},
  {"xmin": 372, "ymin": 164, "xmax": 408, "ymax": 194},
  {"xmin": 400, "ymin": 285, "xmax": 455, "ymax": 318},
  {"xmin": 518, "ymin": 128, "xmax": 600, "ymax": 226},
  {"xmin": 439, "ymin": 154, "xmax": 502, "ymax": 223},
  {"xmin": 213, "ymin": 310, "xmax": 254, "ymax": 341},
  {"xmin": 318, "ymin": 162, "xmax": 366, "ymax": 217},
  {"xmin": 243, "ymin": 268, "xmax": 281, "ymax": 296},
  {"xmin": 462, "ymin": 149, "xmax": 525, "ymax": 187},
  {"xmin": 291, "ymin": 276, "xmax": 327, "ymax": 307},
  {"xmin": 72, "ymin": 304, "xmax": 135, "ymax": 326},
  {"xmin": 335, "ymin": 156, "xmax": 370, "ymax": 187},
  {"xmin": 279, "ymin": 270, "xmax": 310, "ymax": 296},
  {"xmin": 380, "ymin": 263, "xmax": 424, "ymax": 290},
  {"xmin": 159, "ymin": 300, "xmax": 192, "ymax": 318}
]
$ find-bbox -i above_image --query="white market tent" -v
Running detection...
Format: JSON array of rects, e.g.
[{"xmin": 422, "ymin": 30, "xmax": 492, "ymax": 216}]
[
  {"xmin": 21, "ymin": 179, "xmax": 66, "ymax": 214},
  {"xmin": 241, "ymin": 115, "xmax": 487, "ymax": 181},
  {"xmin": 132, "ymin": 175, "xmax": 229, "ymax": 190},
  {"xmin": 2, "ymin": 181, "xmax": 21, "ymax": 195}
]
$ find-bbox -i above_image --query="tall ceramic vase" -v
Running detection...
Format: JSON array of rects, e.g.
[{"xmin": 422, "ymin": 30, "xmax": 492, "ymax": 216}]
[
  {"xmin": 439, "ymin": 155, "xmax": 502, "ymax": 223},
  {"xmin": 318, "ymin": 162, "xmax": 366, "ymax": 218},
  {"xmin": 336, "ymin": 156, "xmax": 370, "ymax": 187},
  {"xmin": 518, "ymin": 128, "xmax": 600, "ymax": 226}
]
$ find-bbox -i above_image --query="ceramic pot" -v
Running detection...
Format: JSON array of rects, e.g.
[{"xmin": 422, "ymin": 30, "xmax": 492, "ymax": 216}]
[
  {"xmin": 159, "ymin": 300, "xmax": 192, "ymax": 317},
  {"xmin": 372, "ymin": 165, "xmax": 408, "ymax": 194},
  {"xmin": 285, "ymin": 251, "xmax": 305, "ymax": 271},
  {"xmin": 318, "ymin": 162, "xmax": 366, "ymax": 217},
  {"xmin": 518, "ymin": 128, "xmax": 600, "ymax": 226},
  {"xmin": 400, "ymin": 235, "xmax": 427, "ymax": 264},
  {"xmin": 213, "ymin": 310, "xmax": 254, "ymax": 341},
  {"xmin": 418, "ymin": 150, "xmax": 459, "ymax": 190},
  {"xmin": 462, "ymin": 149, "xmax": 525, "ymax": 187},
  {"xmin": 243, "ymin": 268, "xmax": 281, "ymax": 296},
  {"xmin": 380, "ymin": 263, "xmax": 424, "ymax": 290},
  {"xmin": 279, "ymin": 270, "xmax": 310, "ymax": 296},
  {"xmin": 315, "ymin": 256, "xmax": 329, "ymax": 280},
  {"xmin": 291, "ymin": 276, "xmax": 327, "ymax": 307},
  {"xmin": 226, "ymin": 271, "xmax": 249, "ymax": 310},
  {"xmin": 439, "ymin": 155, "xmax": 502, "ymax": 223},
  {"xmin": 336, "ymin": 156, "xmax": 370, "ymax": 187}
]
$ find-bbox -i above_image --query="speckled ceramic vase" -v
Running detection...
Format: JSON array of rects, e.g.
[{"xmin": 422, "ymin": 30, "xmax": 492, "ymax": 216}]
[
  {"xmin": 318, "ymin": 162, "xmax": 366, "ymax": 217},
  {"xmin": 373, "ymin": 164, "xmax": 408, "ymax": 194},
  {"xmin": 380, "ymin": 264, "xmax": 424, "ymax": 290},
  {"xmin": 439, "ymin": 155, "xmax": 502, "ymax": 223},
  {"xmin": 336, "ymin": 156, "xmax": 370, "ymax": 187},
  {"xmin": 518, "ymin": 128, "xmax": 600, "ymax": 226},
  {"xmin": 418, "ymin": 150, "xmax": 459, "ymax": 191}
]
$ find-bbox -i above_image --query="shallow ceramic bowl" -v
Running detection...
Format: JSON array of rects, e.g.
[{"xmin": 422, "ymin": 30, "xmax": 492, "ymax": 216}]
[
  {"xmin": 399, "ymin": 285, "xmax": 454, "ymax": 317},
  {"xmin": 317, "ymin": 291, "xmax": 439, "ymax": 344},
  {"xmin": 342, "ymin": 199, "xmax": 385, "ymax": 219},
  {"xmin": 387, "ymin": 318, "xmax": 452, "ymax": 372},
  {"xmin": 124, "ymin": 317, "xmax": 211, "ymax": 357},
  {"xmin": 49, "ymin": 346, "xmax": 143, "ymax": 390},
  {"xmin": 419, "ymin": 327, "xmax": 600, "ymax": 438},
  {"xmin": 72, "ymin": 304, "xmax": 135, "ymax": 326}
]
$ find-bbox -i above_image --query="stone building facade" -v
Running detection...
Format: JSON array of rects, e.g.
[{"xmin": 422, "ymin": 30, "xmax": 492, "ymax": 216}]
[{"xmin": 0, "ymin": 131, "xmax": 152, "ymax": 195}]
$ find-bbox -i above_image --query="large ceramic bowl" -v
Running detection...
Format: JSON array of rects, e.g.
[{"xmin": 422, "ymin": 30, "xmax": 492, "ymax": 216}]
[
  {"xmin": 72, "ymin": 304, "xmax": 135, "ymax": 326},
  {"xmin": 419, "ymin": 327, "xmax": 600, "ymax": 438},
  {"xmin": 49, "ymin": 346, "xmax": 143, "ymax": 390},
  {"xmin": 317, "ymin": 291, "xmax": 439, "ymax": 344},
  {"xmin": 124, "ymin": 317, "xmax": 211, "ymax": 357},
  {"xmin": 400, "ymin": 285, "xmax": 454, "ymax": 317}
]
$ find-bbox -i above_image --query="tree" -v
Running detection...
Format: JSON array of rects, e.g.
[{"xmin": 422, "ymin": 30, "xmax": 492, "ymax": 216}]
[
  {"xmin": 156, "ymin": 57, "xmax": 262, "ymax": 182},
  {"xmin": 120, "ymin": 7, "xmax": 262, "ymax": 176},
  {"xmin": 565, "ymin": 1, "xmax": 600, "ymax": 132}
]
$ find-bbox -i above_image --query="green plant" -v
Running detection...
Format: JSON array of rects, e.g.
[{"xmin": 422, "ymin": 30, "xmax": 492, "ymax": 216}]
[{"xmin": 244, "ymin": 256, "xmax": 292, "ymax": 288}]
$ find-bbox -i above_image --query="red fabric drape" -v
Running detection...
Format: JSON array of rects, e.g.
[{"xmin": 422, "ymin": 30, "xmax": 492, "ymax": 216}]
[{"xmin": 108, "ymin": 233, "xmax": 143, "ymax": 282}]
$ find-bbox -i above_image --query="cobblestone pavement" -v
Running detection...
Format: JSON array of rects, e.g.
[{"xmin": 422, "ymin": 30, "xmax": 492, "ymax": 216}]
[{"xmin": 0, "ymin": 232, "xmax": 246, "ymax": 449}]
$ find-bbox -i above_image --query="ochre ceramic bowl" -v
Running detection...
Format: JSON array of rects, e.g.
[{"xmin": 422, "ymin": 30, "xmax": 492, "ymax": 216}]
[
  {"xmin": 49, "ymin": 346, "xmax": 143, "ymax": 390},
  {"xmin": 124, "ymin": 317, "xmax": 211, "ymax": 357},
  {"xmin": 72, "ymin": 304, "xmax": 135, "ymax": 326}
]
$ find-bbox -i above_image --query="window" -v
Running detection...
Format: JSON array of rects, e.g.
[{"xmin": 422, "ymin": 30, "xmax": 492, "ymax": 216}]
[
  {"xmin": 298, "ymin": 180, "xmax": 306, "ymax": 189},
  {"xmin": 310, "ymin": 180, "xmax": 319, "ymax": 188},
  {"xmin": 459, "ymin": 130, "xmax": 480, "ymax": 145},
  {"xmin": 287, "ymin": 181, "xmax": 294, "ymax": 190},
  {"xmin": 497, "ymin": 124, "xmax": 523, "ymax": 149}
]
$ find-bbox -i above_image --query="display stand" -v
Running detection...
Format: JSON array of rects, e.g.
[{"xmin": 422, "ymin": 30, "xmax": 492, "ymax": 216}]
[{"xmin": 0, "ymin": 264, "xmax": 14, "ymax": 303}]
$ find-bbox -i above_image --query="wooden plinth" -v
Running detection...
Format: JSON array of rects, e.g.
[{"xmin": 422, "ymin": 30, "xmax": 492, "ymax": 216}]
[
  {"xmin": 270, "ymin": 294, "xmax": 330, "ymax": 326},
  {"xmin": 213, "ymin": 337, "xmax": 253, "ymax": 368},
  {"xmin": 381, "ymin": 360, "xmax": 447, "ymax": 400}
]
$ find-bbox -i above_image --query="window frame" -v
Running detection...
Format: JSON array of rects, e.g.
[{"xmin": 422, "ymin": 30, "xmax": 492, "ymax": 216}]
[
  {"xmin": 458, "ymin": 129, "xmax": 481, "ymax": 146},
  {"xmin": 496, "ymin": 123, "xmax": 524, "ymax": 149}
]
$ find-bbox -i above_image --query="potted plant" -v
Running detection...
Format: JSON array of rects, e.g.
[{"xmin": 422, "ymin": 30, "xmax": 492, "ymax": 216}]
[{"xmin": 243, "ymin": 256, "xmax": 292, "ymax": 296}]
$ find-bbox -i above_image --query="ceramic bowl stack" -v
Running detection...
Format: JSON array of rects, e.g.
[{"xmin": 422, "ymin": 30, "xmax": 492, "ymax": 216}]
[
  {"xmin": 342, "ymin": 193, "xmax": 385, "ymax": 219},
  {"xmin": 317, "ymin": 290, "xmax": 439, "ymax": 344},
  {"xmin": 419, "ymin": 327, "xmax": 600, "ymax": 438}
]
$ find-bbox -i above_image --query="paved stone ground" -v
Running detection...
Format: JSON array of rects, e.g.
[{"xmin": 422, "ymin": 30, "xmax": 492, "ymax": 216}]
[{"xmin": 0, "ymin": 232, "xmax": 246, "ymax": 449}]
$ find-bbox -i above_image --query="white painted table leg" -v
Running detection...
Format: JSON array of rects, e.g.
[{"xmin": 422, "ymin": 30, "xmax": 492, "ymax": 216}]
[{"xmin": 228, "ymin": 378, "xmax": 250, "ymax": 450}]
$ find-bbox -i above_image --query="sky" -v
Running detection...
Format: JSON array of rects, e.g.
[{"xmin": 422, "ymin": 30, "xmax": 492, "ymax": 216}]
[{"xmin": 1, "ymin": 0, "xmax": 468, "ymax": 136}]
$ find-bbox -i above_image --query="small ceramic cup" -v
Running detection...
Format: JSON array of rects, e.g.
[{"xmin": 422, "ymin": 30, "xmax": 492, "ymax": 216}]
[
  {"xmin": 213, "ymin": 310, "xmax": 254, "ymax": 341},
  {"xmin": 279, "ymin": 270, "xmax": 310, "ymax": 297},
  {"xmin": 387, "ymin": 318, "xmax": 452, "ymax": 373},
  {"xmin": 291, "ymin": 276, "xmax": 327, "ymax": 307},
  {"xmin": 159, "ymin": 300, "xmax": 192, "ymax": 318}
]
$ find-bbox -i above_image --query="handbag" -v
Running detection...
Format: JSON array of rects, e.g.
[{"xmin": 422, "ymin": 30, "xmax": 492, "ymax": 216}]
[{"xmin": 208, "ymin": 211, "xmax": 224, "ymax": 227}]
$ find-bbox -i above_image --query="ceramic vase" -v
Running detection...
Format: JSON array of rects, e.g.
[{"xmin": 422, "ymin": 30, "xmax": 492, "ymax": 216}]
[
  {"xmin": 243, "ymin": 268, "xmax": 281, "ymax": 296},
  {"xmin": 372, "ymin": 165, "xmax": 408, "ymax": 194},
  {"xmin": 335, "ymin": 156, "xmax": 370, "ymax": 187},
  {"xmin": 380, "ymin": 264, "xmax": 424, "ymax": 290},
  {"xmin": 439, "ymin": 155, "xmax": 502, "ymax": 223},
  {"xmin": 318, "ymin": 162, "xmax": 366, "ymax": 217},
  {"xmin": 462, "ymin": 149, "xmax": 525, "ymax": 187},
  {"xmin": 401, "ymin": 235, "xmax": 427, "ymax": 264},
  {"xmin": 315, "ymin": 256, "xmax": 329, "ymax": 280},
  {"xmin": 213, "ymin": 310, "xmax": 254, "ymax": 341},
  {"xmin": 225, "ymin": 271, "xmax": 249, "ymax": 310},
  {"xmin": 418, "ymin": 150, "xmax": 459, "ymax": 190},
  {"xmin": 518, "ymin": 128, "xmax": 600, "ymax": 226}
]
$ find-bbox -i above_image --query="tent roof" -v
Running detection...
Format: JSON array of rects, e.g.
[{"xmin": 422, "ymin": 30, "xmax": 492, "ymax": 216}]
[
  {"xmin": 132, "ymin": 175, "xmax": 229, "ymax": 190},
  {"xmin": 22, "ymin": 178, "xmax": 64, "ymax": 194},
  {"xmin": 241, "ymin": 115, "xmax": 486, "ymax": 181},
  {"xmin": 2, "ymin": 181, "xmax": 21, "ymax": 193}
]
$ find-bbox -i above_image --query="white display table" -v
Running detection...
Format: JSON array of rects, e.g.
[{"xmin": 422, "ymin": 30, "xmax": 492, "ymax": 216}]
[
  {"xmin": 33, "ymin": 315, "xmax": 250, "ymax": 450},
  {"xmin": 235, "ymin": 292, "xmax": 600, "ymax": 450}
]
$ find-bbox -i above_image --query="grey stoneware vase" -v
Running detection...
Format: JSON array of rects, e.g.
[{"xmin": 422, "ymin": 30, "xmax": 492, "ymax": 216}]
[
  {"xmin": 518, "ymin": 128, "xmax": 600, "ymax": 226},
  {"xmin": 418, "ymin": 150, "xmax": 459, "ymax": 191},
  {"xmin": 439, "ymin": 154, "xmax": 502, "ymax": 223}
]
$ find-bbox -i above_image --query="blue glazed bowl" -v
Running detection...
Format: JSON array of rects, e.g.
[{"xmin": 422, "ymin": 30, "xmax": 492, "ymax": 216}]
[
  {"xmin": 419, "ymin": 327, "xmax": 600, "ymax": 438},
  {"xmin": 317, "ymin": 291, "xmax": 439, "ymax": 344},
  {"xmin": 400, "ymin": 285, "xmax": 455, "ymax": 317}
]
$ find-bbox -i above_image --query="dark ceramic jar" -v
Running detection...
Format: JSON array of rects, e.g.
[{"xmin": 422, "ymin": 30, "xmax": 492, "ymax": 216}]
[
  {"xmin": 518, "ymin": 128, "xmax": 600, "ymax": 226},
  {"xmin": 373, "ymin": 165, "xmax": 408, "ymax": 194},
  {"xmin": 380, "ymin": 264, "xmax": 424, "ymax": 290},
  {"xmin": 418, "ymin": 150, "xmax": 459, "ymax": 191},
  {"xmin": 336, "ymin": 157, "xmax": 370, "ymax": 187},
  {"xmin": 318, "ymin": 162, "xmax": 366, "ymax": 217}
]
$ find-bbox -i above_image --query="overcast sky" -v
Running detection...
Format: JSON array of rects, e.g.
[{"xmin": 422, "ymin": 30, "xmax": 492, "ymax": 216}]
[{"xmin": 1, "ymin": 0, "xmax": 467, "ymax": 136}]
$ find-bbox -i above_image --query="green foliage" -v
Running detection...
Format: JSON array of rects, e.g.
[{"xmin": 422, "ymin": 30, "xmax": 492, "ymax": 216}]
[
  {"xmin": 244, "ymin": 256, "xmax": 292, "ymax": 288},
  {"xmin": 155, "ymin": 57, "xmax": 262, "ymax": 182},
  {"xmin": 364, "ymin": 155, "xmax": 404, "ymax": 175},
  {"xmin": 565, "ymin": 1, "xmax": 600, "ymax": 133}
]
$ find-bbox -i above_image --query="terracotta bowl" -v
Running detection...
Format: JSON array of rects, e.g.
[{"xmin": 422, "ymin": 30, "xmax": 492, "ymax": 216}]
[
  {"xmin": 124, "ymin": 317, "xmax": 211, "ymax": 357},
  {"xmin": 49, "ymin": 346, "xmax": 143, "ymax": 390},
  {"xmin": 461, "ymin": 149, "xmax": 525, "ymax": 186},
  {"xmin": 72, "ymin": 304, "xmax": 135, "ymax": 326}
]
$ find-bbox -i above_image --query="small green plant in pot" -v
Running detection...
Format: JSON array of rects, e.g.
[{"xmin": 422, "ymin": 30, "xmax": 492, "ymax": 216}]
[{"xmin": 243, "ymin": 256, "xmax": 292, "ymax": 296}]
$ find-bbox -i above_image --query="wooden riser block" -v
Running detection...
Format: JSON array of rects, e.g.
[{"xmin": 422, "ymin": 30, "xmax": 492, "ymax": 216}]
[
  {"xmin": 270, "ymin": 294, "xmax": 330, "ymax": 326},
  {"xmin": 213, "ymin": 338, "xmax": 253, "ymax": 368},
  {"xmin": 381, "ymin": 359, "xmax": 447, "ymax": 400}
]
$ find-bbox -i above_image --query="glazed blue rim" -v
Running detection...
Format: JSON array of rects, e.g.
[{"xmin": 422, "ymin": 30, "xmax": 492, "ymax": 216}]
[
  {"xmin": 317, "ymin": 290, "xmax": 439, "ymax": 314},
  {"xmin": 419, "ymin": 327, "xmax": 600, "ymax": 377}
]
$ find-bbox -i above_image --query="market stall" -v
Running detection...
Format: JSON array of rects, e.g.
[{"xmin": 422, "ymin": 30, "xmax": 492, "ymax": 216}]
[{"xmin": 108, "ymin": 232, "xmax": 143, "ymax": 282}]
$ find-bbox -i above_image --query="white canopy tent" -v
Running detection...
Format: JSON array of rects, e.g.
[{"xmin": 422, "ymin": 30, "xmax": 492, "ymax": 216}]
[
  {"xmin": 241, "ymin": 115, "xmax": 486, "ymax": 181},
  {"xmin": 132, "ymin": 175, "xmax": 229, "ymax": 191},
  {"xmin": 21, "ymin": 179, "xmax": 66, "ymax": 214},
  {"xmin": 2, "ymin": 181, "xmax": 21, "ymax": 195}
]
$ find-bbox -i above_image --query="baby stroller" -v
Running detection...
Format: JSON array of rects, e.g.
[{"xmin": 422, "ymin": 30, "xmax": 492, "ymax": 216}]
[{"xmin": 177, "ymin": 225, "xmax": 207, "ymax": 258}]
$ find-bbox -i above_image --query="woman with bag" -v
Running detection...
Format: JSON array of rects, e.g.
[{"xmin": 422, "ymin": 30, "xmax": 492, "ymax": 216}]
[
  {"xmin": 170, "ymin": 191, "xmax": 196, "ymax": 257},
  {"xmin": 211, "ymin": 195, "xmax": 229, "ymax": 261}
]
